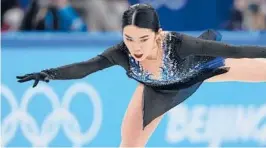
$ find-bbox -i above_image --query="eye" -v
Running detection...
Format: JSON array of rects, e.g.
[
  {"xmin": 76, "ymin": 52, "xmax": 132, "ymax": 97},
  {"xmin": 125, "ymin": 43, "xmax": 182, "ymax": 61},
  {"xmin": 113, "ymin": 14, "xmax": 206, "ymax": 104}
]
[
  {"xmin": 140, "ymin": 39, "xmax": 148, "ymax": 42},
  {"xmin": 126, "ymin": 38, "xmax": 133, "ymax": 42}
]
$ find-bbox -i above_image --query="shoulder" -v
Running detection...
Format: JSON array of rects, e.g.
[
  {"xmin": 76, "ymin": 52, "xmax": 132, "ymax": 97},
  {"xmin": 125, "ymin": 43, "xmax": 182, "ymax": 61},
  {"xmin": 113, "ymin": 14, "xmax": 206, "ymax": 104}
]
[
  {"xmin": 101, "ymin": 41, "xmax": 129, "ymax": 57},
  {"xmin": 100, "ymin": 41, "xmax": 130, "ymax": 69},
  {"xmin": 166, "ymin": 31, "xmax": 208, "ymax": 46},
  {"xmin": 104, "ymin": 41, "xmax": 128, "ymax": 53},
  {"xmin": 162, "ymin": 31, "xmax": 202, "ymax": 58},
  {"xmin": 163, "ymin": 31, "xmax": 185, "ymax": 44},
  {"xmin": 161, "ymin": 31, "xmax": 185, "ymax": 49}
]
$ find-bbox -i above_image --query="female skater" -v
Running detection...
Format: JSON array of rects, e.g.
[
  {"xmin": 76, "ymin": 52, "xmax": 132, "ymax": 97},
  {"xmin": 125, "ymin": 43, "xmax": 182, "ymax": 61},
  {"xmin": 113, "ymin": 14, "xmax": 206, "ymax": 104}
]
[{"xmin": 16, "ymin": 4, "xmax": 266, "ymax": 147}]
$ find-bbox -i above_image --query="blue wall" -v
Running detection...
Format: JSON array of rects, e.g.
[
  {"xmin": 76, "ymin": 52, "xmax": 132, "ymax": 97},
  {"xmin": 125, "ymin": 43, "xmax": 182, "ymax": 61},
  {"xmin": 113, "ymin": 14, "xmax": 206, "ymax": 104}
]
[
  {"xmin": 1, "ymin": 31, "xmax": 266, "ymax": 147},
  {"xmin": 127, "ymin": 0, "xmax": 233, "ymax": 31}
]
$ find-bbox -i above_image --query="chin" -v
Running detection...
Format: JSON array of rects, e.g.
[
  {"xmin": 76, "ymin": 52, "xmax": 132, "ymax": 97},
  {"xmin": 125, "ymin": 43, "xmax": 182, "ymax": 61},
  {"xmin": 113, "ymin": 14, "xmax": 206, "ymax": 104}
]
[{"xmin": 134, "ymin": 58, "xmax": 145, "ymax": 62}]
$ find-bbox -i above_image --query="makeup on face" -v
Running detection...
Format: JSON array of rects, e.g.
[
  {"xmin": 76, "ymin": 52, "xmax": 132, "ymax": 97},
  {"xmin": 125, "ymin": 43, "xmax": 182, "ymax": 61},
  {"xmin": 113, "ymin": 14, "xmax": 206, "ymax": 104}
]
[{"xmin": 123, "ymin": 25, "xmax": 158, "ymax": 61}]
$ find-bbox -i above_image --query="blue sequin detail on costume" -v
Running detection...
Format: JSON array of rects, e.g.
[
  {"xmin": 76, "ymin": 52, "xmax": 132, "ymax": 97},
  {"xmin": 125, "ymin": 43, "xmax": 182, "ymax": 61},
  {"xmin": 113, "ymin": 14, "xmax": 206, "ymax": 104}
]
[{"xmin": 127, "ymin": 32, "xmax": 225, "ymax": 86}]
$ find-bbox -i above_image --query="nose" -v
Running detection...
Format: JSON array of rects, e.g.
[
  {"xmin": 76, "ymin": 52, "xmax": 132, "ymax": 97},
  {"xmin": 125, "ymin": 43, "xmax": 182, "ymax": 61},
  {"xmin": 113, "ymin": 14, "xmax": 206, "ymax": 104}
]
[{"xmin": 132, "ymin": 42, "xmax": 141, "ymax": 51}]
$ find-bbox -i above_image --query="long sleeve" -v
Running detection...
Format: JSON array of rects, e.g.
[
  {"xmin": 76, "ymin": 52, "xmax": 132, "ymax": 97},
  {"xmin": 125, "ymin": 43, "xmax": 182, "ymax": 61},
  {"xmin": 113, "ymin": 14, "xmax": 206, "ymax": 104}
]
[
  {"xmin": 177, "ymin": 33, "xmax": 266, "ymax": 58},
  {"xmin": 43, "ymin": 42, "xmax": 127, "ymax": 80}
]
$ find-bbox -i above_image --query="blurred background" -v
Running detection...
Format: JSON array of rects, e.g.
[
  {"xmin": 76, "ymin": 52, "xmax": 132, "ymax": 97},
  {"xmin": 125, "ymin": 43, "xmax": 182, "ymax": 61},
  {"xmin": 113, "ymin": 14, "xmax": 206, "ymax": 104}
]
[
  {"xmin": 1, "ymin": 0, "xmax": 266, "ymax": 147},
  {"xmin": 2, "ymin": 0, "xmax": 266, "ymax": 32}
]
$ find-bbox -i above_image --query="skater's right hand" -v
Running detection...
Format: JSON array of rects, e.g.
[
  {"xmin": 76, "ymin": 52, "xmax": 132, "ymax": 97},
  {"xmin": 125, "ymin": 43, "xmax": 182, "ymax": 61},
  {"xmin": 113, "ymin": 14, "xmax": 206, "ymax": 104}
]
[{"xmin": 16, "ymin": 71, "xmax": 50, "ymax": 88}]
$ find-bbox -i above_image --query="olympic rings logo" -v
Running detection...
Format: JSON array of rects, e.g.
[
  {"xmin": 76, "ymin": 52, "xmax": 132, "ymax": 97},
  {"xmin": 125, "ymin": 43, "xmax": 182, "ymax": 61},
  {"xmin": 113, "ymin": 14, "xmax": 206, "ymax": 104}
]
[
  {"xmin": 139, "ymin": 0, "xmax": 187, "ymax": 10},
  {"xmin": 1, "ymin": 82, "xmax": 102, "ymax": 147}
]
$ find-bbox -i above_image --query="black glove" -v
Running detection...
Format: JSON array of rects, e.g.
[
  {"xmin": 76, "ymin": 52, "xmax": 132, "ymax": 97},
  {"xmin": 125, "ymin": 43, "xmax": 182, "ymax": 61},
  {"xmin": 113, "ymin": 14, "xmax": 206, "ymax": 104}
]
[{"xmin": 16, "ymin": 71, "xmax": 51, "ymax": 88}]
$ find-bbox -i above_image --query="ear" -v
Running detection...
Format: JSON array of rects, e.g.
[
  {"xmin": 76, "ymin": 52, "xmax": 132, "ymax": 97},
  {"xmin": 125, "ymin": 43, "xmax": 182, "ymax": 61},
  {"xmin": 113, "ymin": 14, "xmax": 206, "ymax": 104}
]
[
  {"xmin": 156, "ymin": 28, "xmax": 163, "ymax": 39},
  {"xmin": 158, "ymin": 28, "xmax": 163, "ymax": 33}
]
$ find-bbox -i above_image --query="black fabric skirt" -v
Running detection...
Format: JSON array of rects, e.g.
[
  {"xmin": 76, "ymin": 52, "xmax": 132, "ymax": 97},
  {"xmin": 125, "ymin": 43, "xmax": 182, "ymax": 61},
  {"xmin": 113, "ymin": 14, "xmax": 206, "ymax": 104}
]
[
  {"xmin": 142, "ymin": 81, "xmax": 202, "ymax": 128},
  {"xmin": 141, "ymin": 29, "xmax": 229, "ymax": 129}
]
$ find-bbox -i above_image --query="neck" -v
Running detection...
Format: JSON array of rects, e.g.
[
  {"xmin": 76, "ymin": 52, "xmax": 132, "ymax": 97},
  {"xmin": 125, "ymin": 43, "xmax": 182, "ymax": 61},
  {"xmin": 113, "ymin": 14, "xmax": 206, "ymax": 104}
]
[
  {"xmin": 147, "ymin": 40, "xmax": 162, "ymax": 60},
  {"xmin": 146, "ymin": 48, "xmax": 159, "ymax": 60}
]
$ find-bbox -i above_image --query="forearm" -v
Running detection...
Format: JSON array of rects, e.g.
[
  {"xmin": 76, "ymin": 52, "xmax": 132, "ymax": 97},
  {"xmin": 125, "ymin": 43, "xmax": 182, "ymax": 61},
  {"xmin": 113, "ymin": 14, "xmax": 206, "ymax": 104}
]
[{"xmin": 43, "ymin": 56, "xmax": 113, "ymax": 80}]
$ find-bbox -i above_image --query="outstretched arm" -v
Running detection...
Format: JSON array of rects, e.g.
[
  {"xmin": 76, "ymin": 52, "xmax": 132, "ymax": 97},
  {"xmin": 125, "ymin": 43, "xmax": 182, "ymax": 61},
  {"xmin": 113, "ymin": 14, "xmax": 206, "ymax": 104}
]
[
  {"xmin": 16, "ymin": 42, "xmax": 126, "ymax": 87},
  {"xmin": 177, "ymin": 34, "xmax": 266, "ymax": 58},
  {"xmin": 41, "ymin": 55, "xmax": 113, "ymax": 80}
]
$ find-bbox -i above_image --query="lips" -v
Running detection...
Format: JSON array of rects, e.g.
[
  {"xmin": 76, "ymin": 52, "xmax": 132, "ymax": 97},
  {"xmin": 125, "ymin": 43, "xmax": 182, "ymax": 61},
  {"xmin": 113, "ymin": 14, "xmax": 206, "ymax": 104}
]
[{"xmin": 134, "ymin": 54, "xmax": 143, "ymax": 58}]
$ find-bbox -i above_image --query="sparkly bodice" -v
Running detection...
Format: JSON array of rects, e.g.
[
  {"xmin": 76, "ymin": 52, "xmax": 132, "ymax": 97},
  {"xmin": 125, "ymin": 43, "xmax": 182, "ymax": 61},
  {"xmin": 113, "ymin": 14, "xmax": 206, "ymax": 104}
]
[{"xmin": 127, "ymin": 32, "xmax": 224, "ymax": 86}]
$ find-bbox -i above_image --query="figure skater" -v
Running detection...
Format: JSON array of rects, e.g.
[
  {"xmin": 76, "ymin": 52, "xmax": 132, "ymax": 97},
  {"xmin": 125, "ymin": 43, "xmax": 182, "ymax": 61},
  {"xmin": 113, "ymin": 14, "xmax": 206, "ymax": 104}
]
[{"xmin": 16, "ymin": 4, "xmax": 266, "ymax": 147}]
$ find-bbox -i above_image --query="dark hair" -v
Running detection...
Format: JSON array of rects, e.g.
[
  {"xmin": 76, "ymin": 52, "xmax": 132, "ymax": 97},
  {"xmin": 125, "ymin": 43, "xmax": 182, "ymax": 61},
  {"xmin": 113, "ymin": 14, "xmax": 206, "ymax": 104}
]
[{"xmin": 122, "ymin": 4, "xmax": 160, "ymax": 32}]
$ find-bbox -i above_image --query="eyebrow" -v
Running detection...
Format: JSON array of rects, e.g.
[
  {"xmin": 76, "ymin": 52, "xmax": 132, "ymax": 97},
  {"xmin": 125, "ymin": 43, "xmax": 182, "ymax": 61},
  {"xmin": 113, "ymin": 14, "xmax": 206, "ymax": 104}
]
[
  {"xmin": 125, "ymin": 34, "xmax": 133, "ymax": 39},
  {"xmin": 140, "ymin": 35, "xmax": 149, "ymax": 39},
  {"xmin": 125, "ymin": 34, "xmax": 149, "ymax": 39}
]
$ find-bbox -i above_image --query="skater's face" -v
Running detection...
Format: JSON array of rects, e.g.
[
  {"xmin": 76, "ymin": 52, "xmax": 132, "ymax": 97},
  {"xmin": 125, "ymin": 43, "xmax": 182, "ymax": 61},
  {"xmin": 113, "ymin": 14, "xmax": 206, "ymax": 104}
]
[{"xmin": 123, "ymin": 25, "xmax": 161, "ymax": 61}]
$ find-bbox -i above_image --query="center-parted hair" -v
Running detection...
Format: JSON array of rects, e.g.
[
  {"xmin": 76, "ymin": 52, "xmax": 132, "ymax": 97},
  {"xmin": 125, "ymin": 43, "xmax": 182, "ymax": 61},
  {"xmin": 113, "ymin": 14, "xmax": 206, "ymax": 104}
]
[{"xmin": 122, "ymin": 4, "xmax": 160, "ymax": 32}]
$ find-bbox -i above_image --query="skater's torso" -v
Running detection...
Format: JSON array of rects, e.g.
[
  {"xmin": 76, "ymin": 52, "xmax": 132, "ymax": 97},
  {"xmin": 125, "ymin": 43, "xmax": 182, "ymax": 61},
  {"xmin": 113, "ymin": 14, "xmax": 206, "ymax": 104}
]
[{"xmin": 127, "ymin": 31, "xmax": 223, "ymax": 86}]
